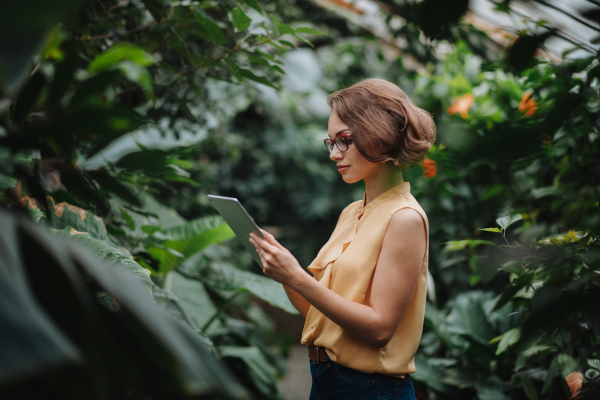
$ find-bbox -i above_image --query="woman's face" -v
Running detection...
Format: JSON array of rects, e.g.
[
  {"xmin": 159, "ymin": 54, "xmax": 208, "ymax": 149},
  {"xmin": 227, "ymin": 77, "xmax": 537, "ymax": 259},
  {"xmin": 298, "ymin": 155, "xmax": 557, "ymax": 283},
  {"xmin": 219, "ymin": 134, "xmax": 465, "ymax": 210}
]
[{"xmin": 327, "ymin": 111, "xmax": 381, "ymax": 184}]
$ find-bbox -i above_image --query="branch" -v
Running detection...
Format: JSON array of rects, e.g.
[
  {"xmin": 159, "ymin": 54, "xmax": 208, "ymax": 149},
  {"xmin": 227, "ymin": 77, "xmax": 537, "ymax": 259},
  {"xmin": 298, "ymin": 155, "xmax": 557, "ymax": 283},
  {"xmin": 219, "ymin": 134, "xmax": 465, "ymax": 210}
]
[
  {"xmin": 82, "ymin": 19, "xmax": 164, "ymax": 40},
  {"xmin": 116, "ymin": 34, "xmax": 282, "ymax": 98},
  {"xmin": 535, "ymin": 0, "xmax": 600, "ymax": 33},
  {"xmin": 490, "ymin": 0, "xmax": 598, "ymax": 54},
  {"xmin": 151, "ymin": 10, "xmax": 194, "ymax": 54},
  {"xmin": 108, "ymin": 0, "xmax": 130, "ymax": 12},
  {"xmin": 179, "ymin": 34, "xmax": 282, "ymax": 76}
]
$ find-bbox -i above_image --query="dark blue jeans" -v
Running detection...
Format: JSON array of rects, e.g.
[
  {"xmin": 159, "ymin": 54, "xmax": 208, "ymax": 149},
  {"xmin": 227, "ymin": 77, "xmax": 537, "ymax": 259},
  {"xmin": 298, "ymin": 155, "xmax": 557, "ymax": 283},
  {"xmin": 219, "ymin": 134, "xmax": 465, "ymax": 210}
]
[{"xmin": 308, "ymin": 351, "xmax": 416, "ymax": 400}]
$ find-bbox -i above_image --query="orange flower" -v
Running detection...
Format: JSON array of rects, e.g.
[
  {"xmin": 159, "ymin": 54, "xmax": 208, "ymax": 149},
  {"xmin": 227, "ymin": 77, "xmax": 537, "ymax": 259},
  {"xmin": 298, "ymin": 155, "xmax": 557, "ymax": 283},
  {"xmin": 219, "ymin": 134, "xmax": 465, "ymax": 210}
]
[
  {"xmin": 519, "ymin": 92, "xmax": 538, "ymax": 117},
  {"xmin": 422, "ymin": 157, "xmax": 437, "ymax": 179},
  {"xmin": 566, "ymin": 372, "xmax": 583, "ymax": 399},
  {"xmin": 447, "ymin": 93, "xmax": 475, "ymax": 119}
]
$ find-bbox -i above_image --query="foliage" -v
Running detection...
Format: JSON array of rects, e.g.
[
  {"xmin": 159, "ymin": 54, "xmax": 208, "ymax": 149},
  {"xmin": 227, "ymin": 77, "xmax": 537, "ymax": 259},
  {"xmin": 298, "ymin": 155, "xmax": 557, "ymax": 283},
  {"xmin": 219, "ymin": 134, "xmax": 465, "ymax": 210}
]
[
  {"xmin": 0, "ymin": 0, "xmax": 316, "ymax": 398},
  {"xmin": 2, "ymin": 0, "xmax": 600, "ymax": 399}
]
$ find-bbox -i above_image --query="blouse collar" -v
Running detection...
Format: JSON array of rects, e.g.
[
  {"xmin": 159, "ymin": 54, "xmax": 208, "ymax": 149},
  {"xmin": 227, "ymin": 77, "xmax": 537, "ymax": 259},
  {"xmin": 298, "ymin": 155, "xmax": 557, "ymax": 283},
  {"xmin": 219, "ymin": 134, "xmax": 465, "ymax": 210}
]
[{"xmin": 356, "ymin": 181, "xmax": 410, "ymax": 218}]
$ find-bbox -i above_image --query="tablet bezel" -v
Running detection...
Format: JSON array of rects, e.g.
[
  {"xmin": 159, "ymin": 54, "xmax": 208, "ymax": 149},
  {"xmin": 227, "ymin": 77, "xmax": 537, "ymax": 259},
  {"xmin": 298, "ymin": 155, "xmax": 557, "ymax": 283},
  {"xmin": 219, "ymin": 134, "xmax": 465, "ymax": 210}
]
[{"xmin": 207, "ymin": 194, "xmax": 266, "ymax": 267}]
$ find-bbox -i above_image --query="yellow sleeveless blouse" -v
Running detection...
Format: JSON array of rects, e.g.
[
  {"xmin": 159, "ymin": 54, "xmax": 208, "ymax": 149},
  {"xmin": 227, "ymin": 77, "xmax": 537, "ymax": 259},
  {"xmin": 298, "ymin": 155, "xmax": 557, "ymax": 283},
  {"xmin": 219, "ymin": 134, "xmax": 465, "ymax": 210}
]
[{"xmin": 300, "ymin": 181, "xmax": 429, "ymax": 377}]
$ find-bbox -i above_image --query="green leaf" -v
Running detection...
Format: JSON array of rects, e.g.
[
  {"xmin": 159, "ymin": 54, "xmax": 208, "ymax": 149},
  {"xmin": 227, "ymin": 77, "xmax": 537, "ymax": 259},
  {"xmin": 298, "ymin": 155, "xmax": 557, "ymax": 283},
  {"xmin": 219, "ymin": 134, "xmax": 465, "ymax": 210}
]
[
  {"xmin": 411, "ymin": 354, "xmax": 457, "ymax": 393},
  {"xmin": 219, "ymin": 346, "xmax": 283, "ymax": 398},
  {"xmin": 588, "ymin": 359, "xmax": 600, "ymax": 371},
  {"xmin": 479, "ymin": 227, "xmax": 501, "ymax": 232},
  {"xmin": 241, "ymin": 0, "xmax": 262, "ymax": 13},
  {"xmin": 231, "ymin": 6, "xmax": 251, "ymax": 31},
  {"xmin": 294, "ymin": 27, "xmax": 324, "ymax": 35},
  {"xmin": 255, "ymin": 50, "xmax": 282, "ymax": 64},
  {"xmin": 439, "ymin": 367, "xmax": 476, "ymax": 389},
  {"xmin": 0, "ymin": 214, "xmax": 83, "ymax": 379},
  {"xmin": 236, "ymin": 68, "xmax": 276, "ymax": 88},
  {"xmin": 191, "ymin": 260, "xmax": 298, "ymax": 314},
  {"xmin": 28, "ymin": 208, "xmax": 46, "ymax": 223},
  {"xmin": 585, "ymin": 369, "xmax": 600, "ymax": 379},
  {"xmin": 166, "ymin": 158, "xmax": 193, "ymax": 170},
  {"xmin": 278, "ymin": 25, "xmax": 295, "ymax": 35},
  {"xmin": 141, "ymin": 225, "xmax": 162, "ymax": 235},
  {"xmin": 116, "ymin": 60, "xmax": 154, "ymax": 98},
  {"xmin": 88, "ymin": 43, "xmax": 154, "ymax": 73},
  {"xmin": 140, "ymin": 0, "xmax": 166, "ymax": 21},
  {"xmin": 48, "ymin": 198, "xmax": 108, "ymax": 241},
  {"xmin": 13, "ymin": 71, "xmax": 46, "ymax": 123},
  {"xmin": 86, "ymin": 169, "xmax": 143, "ymax": 208},
  {"xmin": 442, "ymin": 239, "xmax": 497, "ymax": 251},
  {"xmin": 52, "ymin": 227, "xmax": 153, "ymax": 295},
  {"xmin": 115, "ymin": 149, "xmax": 169, "ymax": 175},
  {"xmin": 278, "ymin": 40, "xmax": 295, "ymax": 48},
  {"xmin": 148, "ymin": 216, "xmax": 235, "ymax": 274},
  {"xmin": 496, "ymin": 214, "xmax": 522, "ymax": 231},
  {"xmin": 494, "ymin": 327, "xmax": 521, "ymax": 355},
  {"xmin": 120, "ymin": 208, "xmax": 135, "ymax": 231},
  {"xmin": 448, "ymin": 292, "xmax": 495, "ymax": 344},
  {"xmin": 196, "ymin": 14, "xmax": 227, "ymax": 45},
  {"xmin": 170, "ymin": 272, "xmax": 221, "ymax": 333},
  {"xmin": 293, "ymin": 33, "xmax": 314, "ymax": 47},
  {"xmin": 521, "ymin": 345, "xmax": 557, "ymax": 358},
  {"xmin": 268, "ymin": 13, "xmax": 282, "ymax": 27}
]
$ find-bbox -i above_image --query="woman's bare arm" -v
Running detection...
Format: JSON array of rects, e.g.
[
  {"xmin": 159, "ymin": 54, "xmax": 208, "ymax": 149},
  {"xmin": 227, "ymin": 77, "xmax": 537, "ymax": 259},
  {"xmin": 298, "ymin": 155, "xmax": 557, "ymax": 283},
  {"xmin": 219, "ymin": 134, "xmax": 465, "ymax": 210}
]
[
  {"xmin": 250, "ymin": 208, "xmax": 426, "ymax": 348},
  {"xmin": 282, "ymin": 284, "xmax": 311, "ymax": 317}
]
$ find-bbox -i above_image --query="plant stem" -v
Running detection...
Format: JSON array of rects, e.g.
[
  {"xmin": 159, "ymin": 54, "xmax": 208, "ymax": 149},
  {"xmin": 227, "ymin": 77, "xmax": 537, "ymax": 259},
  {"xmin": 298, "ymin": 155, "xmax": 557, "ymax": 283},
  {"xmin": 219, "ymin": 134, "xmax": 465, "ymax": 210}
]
[
  {"xmin": 201, "ymin": 289, "xmax": 244, "ymax": 334},
  {"xmin": 502, "ymin": 235, "xmax": 537, "ymax": 293}
]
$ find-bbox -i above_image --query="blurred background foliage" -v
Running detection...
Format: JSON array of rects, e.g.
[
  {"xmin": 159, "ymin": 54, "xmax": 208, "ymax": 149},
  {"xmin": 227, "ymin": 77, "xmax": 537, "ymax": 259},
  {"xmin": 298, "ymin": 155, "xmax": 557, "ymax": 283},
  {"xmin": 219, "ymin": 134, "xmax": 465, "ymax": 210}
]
[{"xmin": 1, "ymin": 0, "xmax": 600, "ymax": 399}]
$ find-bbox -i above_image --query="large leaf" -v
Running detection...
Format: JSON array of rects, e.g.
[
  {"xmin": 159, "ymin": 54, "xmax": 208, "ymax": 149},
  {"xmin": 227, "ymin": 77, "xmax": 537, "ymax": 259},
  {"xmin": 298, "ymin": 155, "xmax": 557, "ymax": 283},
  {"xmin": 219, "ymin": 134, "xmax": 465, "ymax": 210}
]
[
  {"xmin": 1, "ymin": 208, "xmax": 247, "ymax": 399},
  {"xmin": 447, "ymin": 291, "xmax": 495, "ymax": 344},
  {"xmin": 0, "ymin": 0, "xmax": 87, "ymax": 94},
  {"xmin": 47, "ymin": 197, "xmax": 108, "ymax": 241},
  {"xmin": 412, "ymin": 354, "xmax": 458, "ymax": 394},
  {"xmin": 0, "ymin": 211, "xmax": 81, "ymax": 384},
  {"xmin": 495, "ymin": 214, "xmax": 522, "ymax": 231},
  {"xmin": 219, "ymin": 346, "xmax": 284, "ymax": 400},
  {"xmin": 52, "ymin": 227, "xmax": 153, "ymax": 295},
  {"xmin": 169, "ymin": 271, "xmax": 222, "ymax": 333},
  {"xmin": 494, "ymin": 327, "xmax": 521, "ymax": 355},
  {"xmin": 88, "ymin": 43, "xmax": 154, "ymax": 73},
  {"xmin": 184, "ymin": 257, "xmax": 297, "ymax": 315},
  {"xmin": 147, "ymin": 215, "xmax": 236, "ymax": 274}
]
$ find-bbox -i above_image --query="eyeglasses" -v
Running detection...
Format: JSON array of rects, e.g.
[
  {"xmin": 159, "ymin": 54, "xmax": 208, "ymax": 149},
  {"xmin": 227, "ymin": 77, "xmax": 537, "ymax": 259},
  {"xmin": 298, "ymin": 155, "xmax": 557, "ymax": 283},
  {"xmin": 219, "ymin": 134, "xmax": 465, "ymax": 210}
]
[{"xmin": 324, "ymin": 134, "xmax": 352, "ymax": 154}]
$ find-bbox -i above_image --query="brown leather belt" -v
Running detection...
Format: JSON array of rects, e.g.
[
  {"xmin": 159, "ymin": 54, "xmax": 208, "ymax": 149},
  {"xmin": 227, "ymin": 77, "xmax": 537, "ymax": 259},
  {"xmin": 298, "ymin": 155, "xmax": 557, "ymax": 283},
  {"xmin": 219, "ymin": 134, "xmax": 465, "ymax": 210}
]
[
  {"xmin": 308, "ymin": 346, "xmax": 328, "ymax": 362},
  {"xmin": 307, "ymin": 346, "xmax": 409, "ymax": 379}
]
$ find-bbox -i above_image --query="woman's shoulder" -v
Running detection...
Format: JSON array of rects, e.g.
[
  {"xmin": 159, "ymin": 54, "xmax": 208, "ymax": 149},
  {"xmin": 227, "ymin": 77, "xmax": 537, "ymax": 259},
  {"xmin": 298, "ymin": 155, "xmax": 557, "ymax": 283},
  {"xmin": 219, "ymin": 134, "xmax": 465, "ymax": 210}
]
[{"xmin": 391, "ymin": 192, "xmax": 427, "ymax": 219}]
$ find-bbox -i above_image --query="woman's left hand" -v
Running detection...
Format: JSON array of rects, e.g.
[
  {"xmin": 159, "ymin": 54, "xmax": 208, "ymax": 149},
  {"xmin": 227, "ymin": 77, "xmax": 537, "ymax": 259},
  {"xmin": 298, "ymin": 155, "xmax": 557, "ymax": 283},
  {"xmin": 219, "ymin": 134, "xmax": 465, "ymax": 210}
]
[{"xmin": 249, "ymin": 229, "xmax": 304, "ymax": 287}]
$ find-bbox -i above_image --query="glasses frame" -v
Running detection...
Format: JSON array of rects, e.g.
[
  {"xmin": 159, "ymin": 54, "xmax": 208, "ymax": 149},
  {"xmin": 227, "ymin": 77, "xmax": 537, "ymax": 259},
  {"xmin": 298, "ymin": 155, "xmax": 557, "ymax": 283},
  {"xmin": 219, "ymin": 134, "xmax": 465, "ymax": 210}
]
[{"xmin": 324, "ymin": 134, "xmax": 353, "ymax": 154}]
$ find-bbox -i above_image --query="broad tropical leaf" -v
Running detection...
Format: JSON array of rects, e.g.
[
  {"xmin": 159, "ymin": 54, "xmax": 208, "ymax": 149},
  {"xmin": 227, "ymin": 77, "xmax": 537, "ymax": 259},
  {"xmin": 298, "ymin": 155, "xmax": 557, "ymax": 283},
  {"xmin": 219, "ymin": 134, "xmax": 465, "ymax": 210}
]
[{"xmin": 52, "ymin": 227, "xmax": 153, "ymax": 295}]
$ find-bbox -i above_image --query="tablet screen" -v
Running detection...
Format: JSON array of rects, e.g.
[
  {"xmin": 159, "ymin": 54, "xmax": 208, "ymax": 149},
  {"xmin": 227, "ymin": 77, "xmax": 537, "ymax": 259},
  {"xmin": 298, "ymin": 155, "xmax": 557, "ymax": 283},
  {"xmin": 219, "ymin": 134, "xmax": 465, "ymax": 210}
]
[{"xmin": 207, "ymin": 195, "xmax": 266, "ymax": 267}]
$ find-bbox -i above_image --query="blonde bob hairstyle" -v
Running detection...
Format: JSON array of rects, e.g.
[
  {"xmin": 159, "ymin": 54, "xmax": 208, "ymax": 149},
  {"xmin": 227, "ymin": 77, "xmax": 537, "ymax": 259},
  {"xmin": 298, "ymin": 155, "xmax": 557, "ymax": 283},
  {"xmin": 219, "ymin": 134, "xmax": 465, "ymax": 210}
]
[{"xmin": 328, "ymin": 78, "xmax": 436, "ymax": 169}]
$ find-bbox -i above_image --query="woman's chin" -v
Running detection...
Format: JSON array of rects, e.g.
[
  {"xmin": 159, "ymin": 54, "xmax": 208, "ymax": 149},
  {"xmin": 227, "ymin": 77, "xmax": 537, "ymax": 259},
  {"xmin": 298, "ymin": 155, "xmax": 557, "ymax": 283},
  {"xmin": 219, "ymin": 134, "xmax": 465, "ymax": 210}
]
[{"xmin": 341, "ymin": 174, "xmax": 360, "ymax": 184}]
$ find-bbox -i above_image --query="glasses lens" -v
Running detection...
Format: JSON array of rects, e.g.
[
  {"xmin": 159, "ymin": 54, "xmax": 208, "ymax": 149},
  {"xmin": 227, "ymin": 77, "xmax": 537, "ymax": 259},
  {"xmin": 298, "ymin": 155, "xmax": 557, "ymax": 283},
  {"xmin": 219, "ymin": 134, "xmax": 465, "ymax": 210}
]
[
  {"xmin": 336, "ymin": 136, "xmax": 349, "ymax": 151},
  {"xmin": 324, "ymin": 139, "xmax": 334, "ymax": 153}
]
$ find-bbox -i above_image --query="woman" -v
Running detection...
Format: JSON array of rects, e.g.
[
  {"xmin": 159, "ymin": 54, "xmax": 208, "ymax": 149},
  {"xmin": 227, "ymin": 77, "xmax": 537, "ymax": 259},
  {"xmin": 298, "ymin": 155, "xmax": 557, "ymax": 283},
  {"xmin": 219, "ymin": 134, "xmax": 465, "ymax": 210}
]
[{"xmin": 249, "ymin": 78, "xmax": 436, "ymax": 400}]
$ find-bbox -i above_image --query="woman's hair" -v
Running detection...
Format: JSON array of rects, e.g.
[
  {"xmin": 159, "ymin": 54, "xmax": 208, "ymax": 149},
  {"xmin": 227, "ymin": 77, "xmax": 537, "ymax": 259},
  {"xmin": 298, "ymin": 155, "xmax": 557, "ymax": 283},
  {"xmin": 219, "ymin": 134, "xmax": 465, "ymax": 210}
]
[{"xmin": 328, "ymin": 78, "xmax": 436, "ymax": 169}]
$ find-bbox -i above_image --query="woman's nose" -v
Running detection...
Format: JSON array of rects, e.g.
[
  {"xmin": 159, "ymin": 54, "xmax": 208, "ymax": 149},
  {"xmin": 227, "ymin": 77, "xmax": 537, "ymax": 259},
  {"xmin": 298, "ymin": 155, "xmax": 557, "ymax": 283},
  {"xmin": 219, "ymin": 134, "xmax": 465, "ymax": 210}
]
[{"xmin": 329, "ymin": 146, "xmax": 343, "ymax": 161}]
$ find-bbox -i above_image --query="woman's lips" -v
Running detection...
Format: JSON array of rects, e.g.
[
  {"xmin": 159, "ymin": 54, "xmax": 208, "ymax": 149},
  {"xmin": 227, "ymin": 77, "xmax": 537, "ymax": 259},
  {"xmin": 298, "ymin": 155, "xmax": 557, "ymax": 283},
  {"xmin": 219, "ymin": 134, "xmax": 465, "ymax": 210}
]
[{"xmin": 337, "ymin": 165, "xmax": 350, "ymax": 173}]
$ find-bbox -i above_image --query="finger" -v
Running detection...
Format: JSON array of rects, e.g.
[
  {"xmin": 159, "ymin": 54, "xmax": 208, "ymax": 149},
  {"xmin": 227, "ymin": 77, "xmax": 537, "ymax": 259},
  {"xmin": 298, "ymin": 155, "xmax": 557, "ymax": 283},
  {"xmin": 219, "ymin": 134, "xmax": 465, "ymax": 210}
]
[
  {"xmin": 253, "ymin": 232, "xmax": 278, "ymax": 255},
  {"xmin": 260, "ymin": 229, "xmax": 286, "ymax": 251}
]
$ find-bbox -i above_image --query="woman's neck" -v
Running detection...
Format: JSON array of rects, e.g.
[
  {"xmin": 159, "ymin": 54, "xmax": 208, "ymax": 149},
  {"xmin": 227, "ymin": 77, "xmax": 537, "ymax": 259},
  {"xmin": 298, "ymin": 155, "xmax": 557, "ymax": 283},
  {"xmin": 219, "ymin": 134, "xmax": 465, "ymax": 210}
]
[{"xmin": 363, "ymin": 164, "xmax": 404, "ymax": 206}]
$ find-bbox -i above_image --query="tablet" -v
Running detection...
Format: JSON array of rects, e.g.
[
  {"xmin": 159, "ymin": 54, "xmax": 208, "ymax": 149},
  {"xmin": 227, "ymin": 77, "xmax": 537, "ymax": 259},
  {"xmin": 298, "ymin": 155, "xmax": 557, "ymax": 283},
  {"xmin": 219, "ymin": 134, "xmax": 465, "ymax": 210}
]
[{"xmin": 207, "ymin": 195, "xmax": 266, "ymax": 267}]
